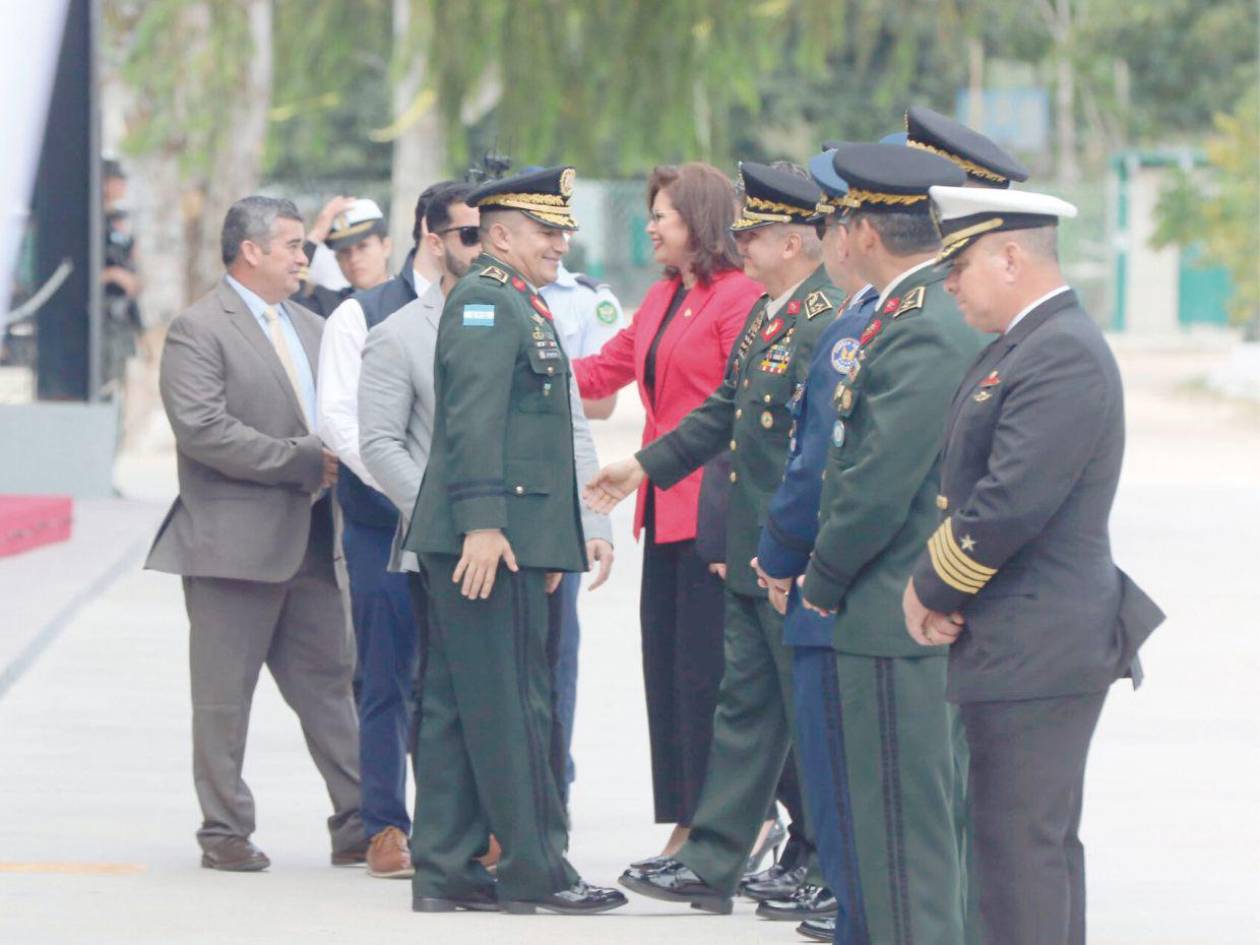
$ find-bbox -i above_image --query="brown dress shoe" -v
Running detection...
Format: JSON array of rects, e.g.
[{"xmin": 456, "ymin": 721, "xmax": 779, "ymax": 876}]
[
  {"xmin": 201, "ymin": 837, "xmax": 270, "ymax": 872},
  {"xmin": 366, "ymin": 826, "xmax": 414, "ymax": 879}
]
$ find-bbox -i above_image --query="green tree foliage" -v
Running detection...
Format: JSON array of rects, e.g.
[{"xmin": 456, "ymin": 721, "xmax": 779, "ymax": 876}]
[
  {"xmin": 1153, "ymin": 88, "xmax": 1260, "ymax": 330},
  {"xmin": 268, "ymin": 0, "xmax": 393, "ymax": 181},
  {"xmin": 107, "ymin": 0, "xmax": 254, "ymax": 172}
]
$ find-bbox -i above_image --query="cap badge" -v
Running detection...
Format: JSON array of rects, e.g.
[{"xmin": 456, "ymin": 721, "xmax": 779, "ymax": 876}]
[{"xmin": 559, "ymin": 168, "xmax": 576, "ymax": 197}]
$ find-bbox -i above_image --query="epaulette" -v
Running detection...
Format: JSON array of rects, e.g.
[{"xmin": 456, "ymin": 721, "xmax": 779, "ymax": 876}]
[
  {"xmin": 804, "ymin": 290, "xmax": 833, "ymax": 320},
  {"xmin": 573, "ymin": 272, "xmax": 609, "ymax": 292},
  {"xmin": 892, "ymin": 285, "xmax": 926, "ymax": 318},
  {"xmin": 479, "ymin": 265, "xmax": 510, "ymax": 285}
]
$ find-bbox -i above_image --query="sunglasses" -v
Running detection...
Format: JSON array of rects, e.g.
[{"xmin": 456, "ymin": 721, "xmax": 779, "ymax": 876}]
[{"xmin": 437, "ymin": 225, "xmax": 481, "ymax": 247}]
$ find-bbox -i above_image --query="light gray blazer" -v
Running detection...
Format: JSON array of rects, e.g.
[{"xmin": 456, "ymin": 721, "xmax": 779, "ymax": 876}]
[
  {"xmin": 146, "ymin": 279, "xmax": 330, "ymax": 583},
  {"xmin": 359, "ymin": 281, "xmax": 611, "ymax": 572}
]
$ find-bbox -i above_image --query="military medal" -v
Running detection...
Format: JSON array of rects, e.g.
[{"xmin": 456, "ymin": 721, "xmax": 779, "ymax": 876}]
[
  {"xmin": 760, "ymin": 410, "xmax": 774, "ymax": 429},
  {"xmin": 761, "ymin": 316, "xmax": 784, "ymax": 341},
  {"xmin": 979, "ymin": 371, "xmax": 1001, "ymax": 387},
  {"xmin": 832, "ymin": 420, "xmax": 846, "ymax": 448}
]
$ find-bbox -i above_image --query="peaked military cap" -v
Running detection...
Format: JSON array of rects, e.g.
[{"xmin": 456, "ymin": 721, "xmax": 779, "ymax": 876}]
[
  {"xmin": 809, "ymin": 148, "xmax": 849, "ymax": 210},
  {"xmin": 467, "ymin": 165, "xmax": 579, "ymax": 231},
  {"xmin": 325, "ymin": 198, "xmax": 388, "ymax": 251},
  {"xmin": 906, "ymin": 106, "xmax": 1029, "ymax": 188},
  {"xmin": 731, "ymin": 161, "xmax": 827, "ymax": 231},
  {"xmin": 929, "ymin": 185, "xmax": 1078, "ymax": 261},
  {"xmin": 828, "ymin": 143, "xmax": 965, "ymax": 215}
]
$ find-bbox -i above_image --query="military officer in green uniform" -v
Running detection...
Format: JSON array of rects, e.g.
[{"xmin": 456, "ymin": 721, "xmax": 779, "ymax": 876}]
[
  {"xmin": 404, "ymin": 166, "xmax": 626, "ymax": 916},
  {"xmin": 791, "ymin": 142, "xmax": 983, "ymax": 945},
  {"xmin": 586, "ymin": 162, "xmax": 841, "ymax": 919}
]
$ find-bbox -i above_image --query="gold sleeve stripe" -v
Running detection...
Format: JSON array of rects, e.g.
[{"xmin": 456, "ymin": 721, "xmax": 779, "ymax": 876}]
[
  {"xmin": 938, "ymin": 518, "xmax": 996, "ymax": 579},
  {"xmin": 927, "ymin": 532, "xmax": 987, "ymax": 593}
]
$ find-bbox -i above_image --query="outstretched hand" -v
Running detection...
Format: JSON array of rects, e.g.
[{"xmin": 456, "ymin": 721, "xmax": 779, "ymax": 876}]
[{"xmin": 583, "ymin": 457, "xmax": 646, "ymax": 514}]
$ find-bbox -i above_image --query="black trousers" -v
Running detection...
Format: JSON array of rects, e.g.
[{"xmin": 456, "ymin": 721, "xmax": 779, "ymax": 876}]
[
  {"xmin": 961, "ymin": 691, "xmax": 1108, "ymax": 945},
  {"xmin": 639, "ymin": 502, "xmax": 727, "ymax": 825}
]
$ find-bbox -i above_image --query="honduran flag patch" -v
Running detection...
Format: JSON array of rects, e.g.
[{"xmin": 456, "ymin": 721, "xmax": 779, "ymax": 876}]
[{"xmin": 462, "ymin": 304, "xmax": 495, "ymax": 328}]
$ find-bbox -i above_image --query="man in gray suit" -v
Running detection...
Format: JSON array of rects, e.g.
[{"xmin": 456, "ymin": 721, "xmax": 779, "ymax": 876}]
[
  {"xmin": 147, "ymin": 196, "xmax": 364, "ymax": 872},
  {"xmin": 903, "ymin": 186, "xmax": 1165, "ymax": 945},
  {"xmin": 358, "ymin": 181, "xmax": 615, "ymax": 799}
]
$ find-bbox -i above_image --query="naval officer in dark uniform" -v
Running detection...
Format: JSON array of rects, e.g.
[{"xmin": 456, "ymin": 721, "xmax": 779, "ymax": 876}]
[
  {"xmin": 904, "ymin": 185, "xmax": 1165, "ymax": 945},
  {"xmin": 404, "ymin": 166, "xmax": 626, "ymax": 916},
  {"xmin": 789, "ymin": 142, "xmax": 983, "ymax": 945},
  {"xmin": 586, "ymin": 163, "xmax": 842, "ymax": 919}
]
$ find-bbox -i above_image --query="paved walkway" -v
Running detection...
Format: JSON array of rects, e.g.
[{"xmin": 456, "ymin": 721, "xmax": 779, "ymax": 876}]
[{"xmin": 1, "ymin": 345, "xmax": 1257, "ymax": 944}]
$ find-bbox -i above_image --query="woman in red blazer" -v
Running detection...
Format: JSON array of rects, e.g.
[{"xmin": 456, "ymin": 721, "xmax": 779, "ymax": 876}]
[{"xmin": 573, "ymin": 163, "xmax": 763, "ymax": 853}]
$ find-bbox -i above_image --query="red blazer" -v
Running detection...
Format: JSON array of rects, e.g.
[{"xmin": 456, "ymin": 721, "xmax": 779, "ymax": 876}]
[{"xmin": 574, "ymin": 268, "xmax": 764, "ymax": 544}]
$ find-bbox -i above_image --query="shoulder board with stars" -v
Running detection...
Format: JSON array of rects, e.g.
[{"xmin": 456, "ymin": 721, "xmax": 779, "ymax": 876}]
[
  {"xmin": 804, "ymin": 290, "xmax": 833, "ymax": 320},
  {"xmin": 892, "ymin": 285, "xmax": 926, "ymax": 318},
  {"xmin": 479, "ymin": 265, "xmax": 509, "ymax": 284}
]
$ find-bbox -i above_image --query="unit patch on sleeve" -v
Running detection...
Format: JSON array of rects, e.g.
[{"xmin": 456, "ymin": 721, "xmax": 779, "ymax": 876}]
[
  {"xmin": 462, "ymin": 304, "xmax": 495, "ymax": 328},
  {"xmin": 830, "ymin": 337, "xmax": 861, "ymax": 376},
  {"xmin": 596, "ymin": 300, "xmax": 618, "ymax": 325}
]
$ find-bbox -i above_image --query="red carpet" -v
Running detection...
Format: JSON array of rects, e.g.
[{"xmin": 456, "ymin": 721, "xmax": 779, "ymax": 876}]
[{"xmin": 0, "ymin": 495, "xmax": 73, "ymax": 558}]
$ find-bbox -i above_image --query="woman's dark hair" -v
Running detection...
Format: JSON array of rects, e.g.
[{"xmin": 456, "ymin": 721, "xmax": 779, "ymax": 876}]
[{"xmin": 647, "ymin": 162, "xmax": 742, "ymax": 284}]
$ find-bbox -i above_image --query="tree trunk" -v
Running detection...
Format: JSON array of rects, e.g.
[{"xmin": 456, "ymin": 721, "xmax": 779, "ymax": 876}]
[
  {"xmin": 187, "ymin": 0, "xmax": 273, "ymax": 297},
  {"xmin": 967, "ymin": 37, "xmax": 985, "ymax": 130},
  {"xmin": 388, "ymin": 0, "xmax": 445, "ymax": 272},
  {"xmin": 1052, "ymin": 0, "xmax": 1080, "ymax": 185}
]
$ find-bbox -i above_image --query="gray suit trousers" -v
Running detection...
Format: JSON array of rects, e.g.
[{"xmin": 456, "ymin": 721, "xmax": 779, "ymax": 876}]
[
  {"xmin": 183, "ymin": 504, "xmax": 363, "ymax": 853},
  {"xmin": 961, "ymin": 690, "xmax": 1108, "ymax": 945}
]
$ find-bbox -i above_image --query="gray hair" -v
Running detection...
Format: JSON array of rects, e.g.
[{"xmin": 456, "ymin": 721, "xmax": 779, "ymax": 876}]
[
  {"xmin": 221, "ymin": 195, "xmax": 303, "ymax": 266},
  {"xmin": 851, "ymin": 210, "xmax": 940, "ymax": 256}
]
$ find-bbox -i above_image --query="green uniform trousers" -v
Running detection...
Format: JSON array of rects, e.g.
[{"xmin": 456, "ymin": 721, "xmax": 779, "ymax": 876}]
[
  {"xmin": 676, "ymin": 589, "xmax": 821, "ymax": 894},
  {"xmin": 831, "ymin": 652, "xmax": 972, "ymax": 945},
  {"xmin": 412, "ymin": 555, "xmax": 578, "ymax": 901}
]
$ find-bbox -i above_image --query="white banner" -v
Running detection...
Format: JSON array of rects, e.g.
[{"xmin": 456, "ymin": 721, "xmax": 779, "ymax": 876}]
[{"xmin": 0, "ymin": 0, "xmax": 70, "ymax": 329}]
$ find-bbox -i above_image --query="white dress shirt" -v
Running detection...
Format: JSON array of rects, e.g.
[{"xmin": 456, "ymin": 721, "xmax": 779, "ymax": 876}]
[{"xmin": 317, "ymin": 296, "xmax": 382, "ymax": 490}]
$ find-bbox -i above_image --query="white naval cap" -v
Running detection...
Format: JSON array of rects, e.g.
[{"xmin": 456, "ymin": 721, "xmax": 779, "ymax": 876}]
[
  {"xmin": 325, "ymin": 198, "xmax": 388, "ymax": 250},
  {"xmin": 929, "ymin": 185, "xmax": 1077, "ymax": 261}
]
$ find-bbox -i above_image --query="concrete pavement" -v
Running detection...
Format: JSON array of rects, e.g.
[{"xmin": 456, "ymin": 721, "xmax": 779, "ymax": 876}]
[{"xmin": 1, "ymin": 344, "xmax": 1257, "ymax": 944}]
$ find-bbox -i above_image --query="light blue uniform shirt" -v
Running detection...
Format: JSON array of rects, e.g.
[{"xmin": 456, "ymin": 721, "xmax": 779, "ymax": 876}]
[
  {"xmin": 225, "ymin": 274, "xmax": 318, "ymax": 431},
  {"xmin": 541, "ymin": 262, "xmax": 623, "ymax": 359}
]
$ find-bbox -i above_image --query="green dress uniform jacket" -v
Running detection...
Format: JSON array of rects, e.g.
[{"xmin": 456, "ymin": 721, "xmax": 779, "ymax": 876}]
[
  {"xmin": 638, "ymin": 265, "xmax": 842, "ymax": 595},
  {"xmin": 405, "ymin": 253, "xmax": 587, "ymax": 573},
  {"xmin": 800, "ymin": 261, "xmax": 985, "ymax": 656}
]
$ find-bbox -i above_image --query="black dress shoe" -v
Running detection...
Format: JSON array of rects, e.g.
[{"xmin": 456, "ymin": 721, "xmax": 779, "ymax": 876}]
[
  {"xmin": 755, "ymin": 884, "xmax": 838, "ymax": 920},
  {"xmin": 200, "ymin": 836, "xmax": 270, "ymax": 872},
  {"xmin": 739, "ymin": 863, "xmax": 807, "ymax": 901},
  {"xmin": 619, "ymin": 858, "xmax": 732, "ymax": 915},
  {"xmin": 413, "ymin": 885, "xmax": 499, "ymax": 912},
  {"xmin": 501, "ymin": 880, "xmax": 628, "ymax": 915},
  {"xmin": 628, "ymin": 853, "xmax": 671, "ymax": 870},
  {"xmin": 797, "ymin": 915, "xmax": 836, "ymax": 941}
]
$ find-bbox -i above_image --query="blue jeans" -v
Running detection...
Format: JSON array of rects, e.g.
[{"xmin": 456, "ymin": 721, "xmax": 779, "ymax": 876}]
[
  {"xmin": 342, "ymin": 520, "xmax": 418, "ymax": 838},
  {"xmin": 547, "ymin": 572, "xmax": 581, "ymax": 801}
]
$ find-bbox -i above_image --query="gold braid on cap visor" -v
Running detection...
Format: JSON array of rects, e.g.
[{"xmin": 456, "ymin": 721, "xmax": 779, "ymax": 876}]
[
  {"xmin": 839, "ymin": 189, "xmax": 929, "ymax": 209},
  {"xmin": 478, "ymin": 192, "xmax": 577, "ymax": 228},
  {"xmin": 906, "ymin": 139, "xmax": 1010, "ymax": 185},
  {"xmin": 327, "ymin": 219, "xmax": 379, "ymax": 241},
  {"xmin": 936, "ymin": 217, "xmax": 1006, "ymax": 260}
]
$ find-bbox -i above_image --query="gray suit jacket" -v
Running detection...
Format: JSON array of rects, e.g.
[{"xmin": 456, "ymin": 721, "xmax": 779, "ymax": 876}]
[
  {"xmin": 146, "ymin": 279, "xmax": 331, "ymax": 583},
  {"xmin": 912, "ymin": 289, "xmax": 1164, "ymax": 702},
  {"xmin": 359, "ymin": 281, "xmax": 611, "ymax": 573}
]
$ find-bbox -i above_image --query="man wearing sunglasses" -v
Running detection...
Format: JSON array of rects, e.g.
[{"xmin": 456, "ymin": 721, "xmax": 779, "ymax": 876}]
[{"xmin": 314, "ymin": 183, "xmax": 460, "ymax": 879}]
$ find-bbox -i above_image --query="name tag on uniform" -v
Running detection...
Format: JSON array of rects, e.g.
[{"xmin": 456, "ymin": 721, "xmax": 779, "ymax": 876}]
[{"xmin": 462, "ymin": 304, "xmax": 495, "ymax": 328}]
